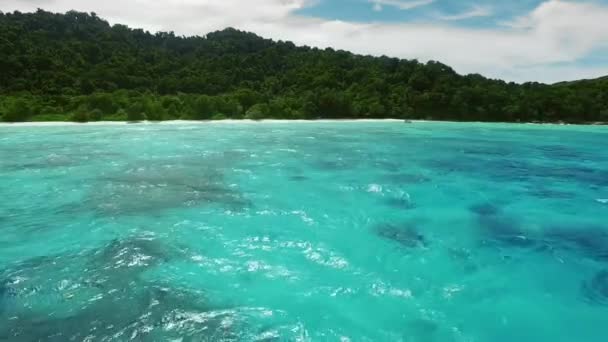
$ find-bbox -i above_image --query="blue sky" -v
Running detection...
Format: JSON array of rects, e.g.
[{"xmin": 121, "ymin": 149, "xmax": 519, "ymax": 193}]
[
  {"xmin": 2, "ymin": 0, "xmax": 608, "ymax": 83},
  {"xmin": 298, "ymin": 0, "xmax": 545, "ymax": 26}
]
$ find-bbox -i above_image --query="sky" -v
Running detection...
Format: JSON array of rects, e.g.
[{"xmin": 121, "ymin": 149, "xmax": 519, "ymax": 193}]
[{"xmin": 1, "ymin": 0, "xmax": 608, "ymax": 83}]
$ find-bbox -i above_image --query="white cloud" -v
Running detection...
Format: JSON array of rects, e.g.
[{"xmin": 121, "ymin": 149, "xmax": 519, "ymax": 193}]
[
  {"xmin": 0, "ymin": 0, "xmax": 313, "ymax": 33},
  {"xmin": 1, "ymin": 0, "xmax": 607, "ymax": 83},
  {"xmin": 437, "ymin": 5, "xmax": 493, "ymax": 21},
  {"xmin": 369, "ymin": 0, "xmax": 435, "ymax": 12},
  {"xmin": 500, "ymin": 63, "xmax": 608, "ymax": 84}
]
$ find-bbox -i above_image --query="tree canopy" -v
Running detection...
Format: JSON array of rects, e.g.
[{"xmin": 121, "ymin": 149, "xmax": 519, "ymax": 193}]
[{"xmin": 0, "ymin": 9, "xmax": 606, "ymax": 123}]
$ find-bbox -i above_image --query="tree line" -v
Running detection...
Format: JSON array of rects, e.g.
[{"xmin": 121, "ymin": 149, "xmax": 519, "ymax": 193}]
[{"xmin": 0, "ymin": 9, "xmax": 607, "ymax": 123}]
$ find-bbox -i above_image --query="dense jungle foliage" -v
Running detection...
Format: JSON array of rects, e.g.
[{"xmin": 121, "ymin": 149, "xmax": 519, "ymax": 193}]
[{"xmin": 1, "ymin": 10, "xmax": 607, "ymax": 123}]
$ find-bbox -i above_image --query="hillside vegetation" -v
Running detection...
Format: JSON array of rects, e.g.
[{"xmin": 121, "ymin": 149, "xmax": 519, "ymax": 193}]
[{"xmin": 0, "ymin": 10, "xmax": 607, "ymax": 123}]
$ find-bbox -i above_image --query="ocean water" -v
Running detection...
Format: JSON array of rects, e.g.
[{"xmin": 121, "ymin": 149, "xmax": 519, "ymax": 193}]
[{"xmin": 0, "ymin": 121, "xmax": 607, "ymax": 341}]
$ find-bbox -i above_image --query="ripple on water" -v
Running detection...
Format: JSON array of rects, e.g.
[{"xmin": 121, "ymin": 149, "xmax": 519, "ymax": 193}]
[
  {"xmin": 2, "ymin": 122, "xmax": 608, "ymax": 340},
  {"xmin": 384, "ymin": 172, "xmax": 431, "ymax": 184},
  {"xmin": 537, "ymin": 144, "xmax": 584, "ymax": 160},
  {"xmin": 0, "ymin": 284, "xmax": 230, "ymax": 341},
  {"xmin": 303, "ymin": 245, "xmax": 349, "ymax": 269},
  {"xmin": 526, "ymin": 186, "xmax": 576, "ymax": 200},
  {"xmin": 89, "ymin": 236, "xmax": 174, "ymax": 278},
  {"xmin": 0, "ymin": 240, "xmax": 263, "ymax": 340},
  {"xmin": 383, "ymin": 192, "xmax": 416, "ymax": 210}
]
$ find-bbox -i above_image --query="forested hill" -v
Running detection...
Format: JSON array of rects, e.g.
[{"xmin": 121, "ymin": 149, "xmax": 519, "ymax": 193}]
[{"xmin": 0, "ymin": 10, "xmax": 607, "ymax": 123}]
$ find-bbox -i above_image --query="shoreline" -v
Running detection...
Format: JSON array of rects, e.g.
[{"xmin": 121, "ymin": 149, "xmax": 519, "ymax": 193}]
[
  {"xmin": 0, "ymin": 119, "xmax": 403, "ymax": 127},
  {"xmin": 0, "ymin": 119, "xmax": 605, "ymax": 127}
]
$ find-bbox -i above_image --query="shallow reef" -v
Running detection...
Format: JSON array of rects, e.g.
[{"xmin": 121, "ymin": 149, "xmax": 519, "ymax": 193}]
[
  {"xmin": 87, "ymin": 161, "xmax": 250, "ymax": 215},
  {"xmin": 471, "ymin": 204, "xmax": 536, "ymax": 249},
  {"xmin": 384, "ymin": 173, "xmax": 431, "ymax": 184},
  {"xmin": 582, "ymin": 270, "xmax": 608, "ymax": 306},
  {"xmin": 542, "ymin": 226, "xmax": 608, "ymax": 262},
  {"xmin": 469, "ymin": 203, "xmax": 502, "ymax": 217},
  {"xmin": 374, "ymin": 223, "xmax": 427, "ymax": 249},
  {"xmin": 383, "ymin": 194, "xmax": 416, "ymax": 210},
  {"xmin": 2, "ymin": 122, "xmax": 608, "ymax": 340},
  {"xmin": 0, "ymin": 237, "xmax": 245, "ymax": 341},
  {"xmin": 0, "ymin": 283, "xmax": 233, "ymax": 342}
]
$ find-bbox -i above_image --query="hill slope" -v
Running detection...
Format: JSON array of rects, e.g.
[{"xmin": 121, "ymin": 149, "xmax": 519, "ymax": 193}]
[{"xmin": 0, "ymin": 9, "xmax": 606, "ymax": 122}]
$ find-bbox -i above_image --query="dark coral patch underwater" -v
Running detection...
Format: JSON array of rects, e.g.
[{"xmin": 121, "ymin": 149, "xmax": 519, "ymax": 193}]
[
  {"xmin": 582, "ymin": 270, "xmax": 608, "ymax": 306},
  {"xmin": 542, "ymin": 226, "xmax": 608, "ymax": 263},
  {"xmin": 0, "ymin": 237, "xmax": 252, "ymax": 341},
  {"xmin": 374, "ymin": 223, "xmax": 427, "ymax": 249},
  {"xmin": 86, "ymin": 161, "xmax": 251, "ymax": 216}
]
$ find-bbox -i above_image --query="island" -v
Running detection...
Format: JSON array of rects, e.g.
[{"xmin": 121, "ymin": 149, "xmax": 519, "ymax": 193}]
[{"xmin": 0, "ymin": 9, "xmax": 606, "ymax": 124}]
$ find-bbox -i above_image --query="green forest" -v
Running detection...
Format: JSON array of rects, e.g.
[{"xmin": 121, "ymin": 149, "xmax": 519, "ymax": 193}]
[{"xmin": 0, "ymin": 9, "xmax": 607, "ymax": 123}]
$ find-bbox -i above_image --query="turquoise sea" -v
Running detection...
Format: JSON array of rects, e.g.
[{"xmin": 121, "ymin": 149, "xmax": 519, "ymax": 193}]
[{"xmin": 0, "ymin": 121, "xmax": 607, "ymax": 341}]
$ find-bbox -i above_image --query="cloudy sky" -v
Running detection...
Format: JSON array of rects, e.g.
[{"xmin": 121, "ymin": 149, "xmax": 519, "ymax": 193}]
[{"xmin": 2, "ymin": 0, "xmax": 608, "ymax": 83}]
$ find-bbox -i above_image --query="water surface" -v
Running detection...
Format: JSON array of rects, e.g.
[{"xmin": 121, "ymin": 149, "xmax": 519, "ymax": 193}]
[{"xmin": 1, "ymin": 121, "xmax": 607, "ymax": 341}]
